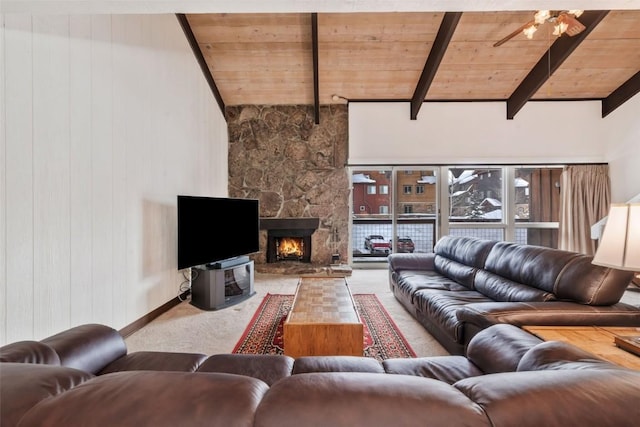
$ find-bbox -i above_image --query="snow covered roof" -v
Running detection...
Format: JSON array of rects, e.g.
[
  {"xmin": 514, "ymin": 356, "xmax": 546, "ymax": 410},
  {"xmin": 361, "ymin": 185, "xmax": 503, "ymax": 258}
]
[
  {"xmin": 352, "ymin": 173, "xmax": 376, "ymax": 183},
  {"xmin": 480, "ymin": 197, "xmax": 502, "ymax": 207},
  {"xmin": 515, "ymin": 177, "xmax": 529, "ymax": 187},
  {"xmin": 418, "ymin": 175, "xmax": 437, "ymax": 184}
]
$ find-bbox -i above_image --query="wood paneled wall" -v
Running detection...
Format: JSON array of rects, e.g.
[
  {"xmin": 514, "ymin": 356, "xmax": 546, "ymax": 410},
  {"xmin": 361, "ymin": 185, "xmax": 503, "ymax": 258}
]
[{"xmin": 1, "ymin": 13, "xmax": 226, "ymax": 343}]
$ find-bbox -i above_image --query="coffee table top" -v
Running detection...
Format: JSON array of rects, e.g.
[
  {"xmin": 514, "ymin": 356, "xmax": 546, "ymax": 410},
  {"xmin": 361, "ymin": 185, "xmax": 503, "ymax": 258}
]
[
  {"xmin": 523, "ymin": 326, "xmax": 640, "ymax": 370},
  {"xmin": 286, "ymin": 277, "xmax": 360, "ymax": 324}
]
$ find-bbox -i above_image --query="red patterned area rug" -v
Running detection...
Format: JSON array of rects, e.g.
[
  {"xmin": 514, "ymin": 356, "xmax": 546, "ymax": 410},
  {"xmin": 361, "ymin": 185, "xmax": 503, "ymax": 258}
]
[{"xmin": 233, "ymin": 293, "xmax": 416, "ymax": 361}]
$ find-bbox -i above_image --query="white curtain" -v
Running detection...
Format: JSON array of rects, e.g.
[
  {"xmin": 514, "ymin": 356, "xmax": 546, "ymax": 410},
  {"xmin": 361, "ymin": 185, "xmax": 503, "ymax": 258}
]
[{"xmin": 558, "ymin": 164, "xmax": 611, "ymax": 255}]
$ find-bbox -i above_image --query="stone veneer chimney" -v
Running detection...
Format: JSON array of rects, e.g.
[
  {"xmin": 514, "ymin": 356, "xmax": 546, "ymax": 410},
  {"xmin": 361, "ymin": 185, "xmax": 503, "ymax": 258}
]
[{"xmin": 226, "ymin": 105, "xmax": 349, "ymax": 271}]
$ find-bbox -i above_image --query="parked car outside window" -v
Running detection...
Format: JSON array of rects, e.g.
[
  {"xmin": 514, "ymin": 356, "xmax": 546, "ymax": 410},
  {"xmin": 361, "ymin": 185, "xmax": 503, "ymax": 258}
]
[
  {"xmin": 364, "ymin": 235, "xmax": 391, "ymax": 254},
  {"xmin": 392, "ymin": 236, "xmax": 415, "ymax": 253}
]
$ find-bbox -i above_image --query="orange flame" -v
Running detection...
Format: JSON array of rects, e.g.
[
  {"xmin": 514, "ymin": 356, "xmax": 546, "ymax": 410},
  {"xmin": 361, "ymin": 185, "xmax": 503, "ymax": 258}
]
[{"xmin": 277, "ymin": 237, "xmax": 304, "ymax": 257}]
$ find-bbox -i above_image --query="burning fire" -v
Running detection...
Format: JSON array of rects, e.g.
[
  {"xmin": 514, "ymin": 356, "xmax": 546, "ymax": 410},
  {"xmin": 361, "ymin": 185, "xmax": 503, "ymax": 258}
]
[{"xmin": 277, "ymin": 237, "xmax": 304, "ymax": 258}]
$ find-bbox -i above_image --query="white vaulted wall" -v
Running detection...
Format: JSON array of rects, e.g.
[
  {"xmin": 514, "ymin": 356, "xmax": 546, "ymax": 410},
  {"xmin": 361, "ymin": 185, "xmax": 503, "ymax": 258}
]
[
  {"xmin": 348, "ymin": 100, "xmax": 640, "ymax": 202},
  {"xmin": 0, "ymin": 13, "xmax": 227, "ymax": 343}
]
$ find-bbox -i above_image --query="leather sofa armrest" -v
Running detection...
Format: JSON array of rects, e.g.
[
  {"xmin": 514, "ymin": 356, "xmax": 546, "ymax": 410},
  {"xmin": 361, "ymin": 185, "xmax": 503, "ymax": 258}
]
[
  {"xmin": 387, "ymin": 252, "xmax": 436, "ymax": 272},
  {"xmin": 0, "ymin": 340, "xmax": 60, "ymax": 365},
  {"xmin": 41, "ymin": 324, "xmax": 127, "ymax": 374}
]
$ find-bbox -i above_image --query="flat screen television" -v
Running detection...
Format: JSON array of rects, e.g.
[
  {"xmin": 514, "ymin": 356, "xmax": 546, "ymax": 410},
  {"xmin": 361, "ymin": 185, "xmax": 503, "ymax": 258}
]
[{"xmin": 177, "ymin": 195, "xmax": 260, "ymax": 270}]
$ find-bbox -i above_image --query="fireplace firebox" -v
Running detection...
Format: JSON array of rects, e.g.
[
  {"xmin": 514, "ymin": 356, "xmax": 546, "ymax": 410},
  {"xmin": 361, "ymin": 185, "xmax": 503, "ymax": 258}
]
[{"xmin": 261, "ymin": 218, "xmax": 319, "ymax": 264}]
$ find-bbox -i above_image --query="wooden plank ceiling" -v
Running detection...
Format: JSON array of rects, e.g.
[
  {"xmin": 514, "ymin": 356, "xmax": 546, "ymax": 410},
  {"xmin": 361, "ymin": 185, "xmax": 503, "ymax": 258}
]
[{"xmin": 185, "ymin": 10, "xmax": 640, "ymax": 119}]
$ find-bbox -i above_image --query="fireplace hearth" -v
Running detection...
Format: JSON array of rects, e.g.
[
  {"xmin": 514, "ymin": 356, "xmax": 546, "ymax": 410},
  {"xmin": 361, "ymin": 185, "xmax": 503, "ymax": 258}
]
[{"xmin": 261, "ymin": 218, "xmax": 319, "ymax": 264}]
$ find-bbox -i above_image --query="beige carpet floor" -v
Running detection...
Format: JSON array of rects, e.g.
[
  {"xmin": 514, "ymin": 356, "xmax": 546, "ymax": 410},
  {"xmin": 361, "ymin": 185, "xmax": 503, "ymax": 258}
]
[
  {"xmin": 124, "ymin": 268, "xmax": 449, "ymax": 357},
  {"xmin": 124, "ymin": 267, "xmax": 640, "ymax": 357}
]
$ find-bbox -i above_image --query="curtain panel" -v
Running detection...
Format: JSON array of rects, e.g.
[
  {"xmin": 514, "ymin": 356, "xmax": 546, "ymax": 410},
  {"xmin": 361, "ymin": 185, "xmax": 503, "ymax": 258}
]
[{"xmin": 559, "ymin": 164, "xmax": 611, "ymax": 255}]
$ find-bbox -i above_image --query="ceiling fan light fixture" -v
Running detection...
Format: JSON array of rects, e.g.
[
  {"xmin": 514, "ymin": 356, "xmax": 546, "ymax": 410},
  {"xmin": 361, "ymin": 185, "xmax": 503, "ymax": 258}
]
[
  {"xmin": 523, "ymin": 24, "xmax": 538, "ymax": 39},
  {"xmin": 534, "ymin": 10, "xmax": 551, "ymax": 25},
  {"xmin": 553, "ymin": 20, "xmax": 569, "ymax": 36}
]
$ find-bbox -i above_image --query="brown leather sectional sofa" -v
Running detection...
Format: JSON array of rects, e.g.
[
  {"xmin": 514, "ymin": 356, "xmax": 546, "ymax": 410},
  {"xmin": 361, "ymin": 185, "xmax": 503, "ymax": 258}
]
[
  {"xmin": 2, "ymin": 322, "xmax": 639, "ymax": 426},
  {"xmin": 388, "ymin": 235, "xmax": 640, "ymax": 354}
]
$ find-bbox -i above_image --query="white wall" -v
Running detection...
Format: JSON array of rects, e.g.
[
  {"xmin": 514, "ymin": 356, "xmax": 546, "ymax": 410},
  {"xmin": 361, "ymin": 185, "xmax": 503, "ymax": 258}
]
[
  {"xmin": 601, "ymin": 94, "xmax": 640, "ymax": 202},
  {"xmin": 348, "ymin": 99, "xmax": 639, "ymax": 199},
  {"xmin": 1, "ymin": 13, "xmax": 227, "ymax": 343}
]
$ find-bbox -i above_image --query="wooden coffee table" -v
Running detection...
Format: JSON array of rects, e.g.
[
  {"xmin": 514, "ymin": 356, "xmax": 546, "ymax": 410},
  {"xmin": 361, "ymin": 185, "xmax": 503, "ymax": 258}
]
[
  {"xmin": 523, "ymin": 326, "xmax": 640, "ymax": 370},
  {"xmin": 283, "ymin": 277, "xmax": 363, "ymax": 358}
]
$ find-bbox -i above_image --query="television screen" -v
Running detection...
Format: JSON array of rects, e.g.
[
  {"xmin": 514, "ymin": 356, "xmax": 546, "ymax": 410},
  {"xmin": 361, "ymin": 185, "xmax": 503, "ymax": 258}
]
[{"xmin": 177, "ymin": 195, "xmax": 260, "ymax": 270}]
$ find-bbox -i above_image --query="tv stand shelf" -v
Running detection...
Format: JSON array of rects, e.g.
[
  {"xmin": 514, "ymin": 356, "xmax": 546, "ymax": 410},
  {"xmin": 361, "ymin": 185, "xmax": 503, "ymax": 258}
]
[{"xmin": 190, "ymin": 259, "xmax": 255, "ymax": 310}]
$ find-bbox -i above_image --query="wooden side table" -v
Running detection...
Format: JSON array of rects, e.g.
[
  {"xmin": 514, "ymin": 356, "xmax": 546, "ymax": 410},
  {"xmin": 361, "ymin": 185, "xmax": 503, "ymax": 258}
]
[{"xmin": 523, "ymin": 326, "xmax": 640, "ymax": 370}]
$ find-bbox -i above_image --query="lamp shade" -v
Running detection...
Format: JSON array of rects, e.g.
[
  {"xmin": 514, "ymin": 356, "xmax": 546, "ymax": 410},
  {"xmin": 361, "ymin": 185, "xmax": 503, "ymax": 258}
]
[{"xmin": 592, "ymin": 203, "xmax": 640, "ymax": 271}]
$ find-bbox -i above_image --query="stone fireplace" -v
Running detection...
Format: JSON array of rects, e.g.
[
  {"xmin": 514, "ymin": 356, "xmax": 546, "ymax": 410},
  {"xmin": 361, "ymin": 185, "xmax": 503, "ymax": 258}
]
[{"xmin": 226, "ymin": 105, "xmax": 350, "ymax": 274}]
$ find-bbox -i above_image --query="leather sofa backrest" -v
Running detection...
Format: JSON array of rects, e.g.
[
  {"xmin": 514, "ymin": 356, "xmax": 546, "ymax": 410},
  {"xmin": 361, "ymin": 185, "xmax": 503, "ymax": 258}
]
[
  {"xmin": 434, "ymin": 236, "xmax": 498, "ymax": 289},
  {"xmin": 481, "ymin": 241, "xmax": 632, "ymax": 305}
]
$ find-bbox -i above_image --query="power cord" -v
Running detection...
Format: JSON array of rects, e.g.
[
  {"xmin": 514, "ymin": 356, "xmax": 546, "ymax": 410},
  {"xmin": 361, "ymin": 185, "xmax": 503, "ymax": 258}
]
[{"xmin": 178, "ymin": 268, "xmax": 198, "ymax": 301}]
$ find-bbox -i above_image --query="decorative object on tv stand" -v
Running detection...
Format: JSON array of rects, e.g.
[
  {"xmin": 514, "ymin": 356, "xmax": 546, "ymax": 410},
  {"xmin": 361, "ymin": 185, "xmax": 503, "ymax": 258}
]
[{"xmin": 592, "ymin": 203, "xmax": 640, "ymax": 356}]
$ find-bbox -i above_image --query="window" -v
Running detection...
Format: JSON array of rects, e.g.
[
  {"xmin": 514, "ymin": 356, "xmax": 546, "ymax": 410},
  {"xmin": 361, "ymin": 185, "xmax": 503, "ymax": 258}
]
[
  {"xmin": 379, "ymin": 185, "xmax": 389, "ymax": 194},
  {"xmin": 403, "ymin": 185, "xmax": 412, "ymax": 195},
  {"xmin": 416, "ymin": 185, "xmax": 424, "ymax": 194},
  {"xmin": 404, "ymin": 205, "xmax": 413, "ymax": 214},
  {"xmin": 448, "ymin": 168, "xmax": 502, "ymax": 221},
  {"xmin": 367, "ymin": 185, "xmax": 376, "ymax": 195},
  {"xmin": 379, "ymin": 205, "xmax": 389, "ymax": 214}
]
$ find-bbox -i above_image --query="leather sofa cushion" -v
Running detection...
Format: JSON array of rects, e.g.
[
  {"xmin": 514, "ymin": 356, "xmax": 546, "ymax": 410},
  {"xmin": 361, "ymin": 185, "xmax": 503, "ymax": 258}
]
[
  {"xmin": 474, "ymin": 270, "xmax": 555, "ymax": 302},
  {"xmin": 516, "ymin": 340, "xmax": 614, "ymax": 372},
  {"xmin": 395, "ymin": 270, "xmax": 469, "ymax": 300},
  {"xmin": 18, "ymin": 371, "xmax": 269, "ymax": 427},
  {"xmin": 41, "ymin": 323, "xmax": 127, "ymax": 374},
  {"xmin": 292, "ymin": 355, "xmax": 384, "ymax": 374},
  {"xmin": 466, "ymin": 324, "xmax": 543, "ymax": 374},
  {"xmin": 483, "ymin": 241, "xmax": 633, "ymax": 305},
  {"xmin": 198, "ymin": 353, "xmax": 294, "ymax": 385},
  {"xmin": 454, "ymin": 369, "xmax": 640, "ymax": 427},
  {"xmin": 435, "ymin": 235, "xmax": 497, "ymax": 269},
  {"xmin": 100, "ymin": 351, "xmax": 207, "ymax": 374},
  {"xmin": 255, "ymin": 372, "xmax": 491, "ymax": 427},
  {"xmin": 433, "ymin": 236, "xmax": 497, "ymax": 289},
  {"xmin": 0, "ymin": 363, "xmax": 93, "ymax": 427},
  {"xmin": 382, "ymin": 356, "xmax": 483, "ymax": 384},
  {"xmin": 0, "ymin": 340, "xmax": 60, "ymax": 365},
  {"xmin": 414, "ymin": 289, "xmax": 492, "ymax": 343}
]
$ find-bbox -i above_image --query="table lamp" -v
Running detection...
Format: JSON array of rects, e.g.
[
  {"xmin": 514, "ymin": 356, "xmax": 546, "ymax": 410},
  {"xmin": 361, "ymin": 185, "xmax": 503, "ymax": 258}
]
[{"xmin": 592, "ymin": 203, "xmax": 640, "ymax": 356}]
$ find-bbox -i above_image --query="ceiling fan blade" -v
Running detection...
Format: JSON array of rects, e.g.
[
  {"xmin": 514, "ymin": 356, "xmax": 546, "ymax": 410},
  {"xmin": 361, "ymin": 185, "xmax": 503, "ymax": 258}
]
[{"xmin": 493, "ymin": 21, "xmax": 535, "ymax": 47}]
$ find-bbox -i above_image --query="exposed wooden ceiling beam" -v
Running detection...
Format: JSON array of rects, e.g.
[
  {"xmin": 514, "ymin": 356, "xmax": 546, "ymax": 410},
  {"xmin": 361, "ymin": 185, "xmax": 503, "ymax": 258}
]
[
  {"xmin": 505, "ymin": 10, "xmax": 609, "ymax": 120},
  {"xmin": 410, "ymin": 12, "xmax": 462, "ymax": 120},
  {"xmin": 602, "ymin": 71, "xmax": 640, "ymax": 118},
  {"xmin": 312, "ymin": 13, "xmax": 320, "ymax": 124},
  {"xmin": 176, "ymin": 14, "xmax": 225, "ymax": 117}
]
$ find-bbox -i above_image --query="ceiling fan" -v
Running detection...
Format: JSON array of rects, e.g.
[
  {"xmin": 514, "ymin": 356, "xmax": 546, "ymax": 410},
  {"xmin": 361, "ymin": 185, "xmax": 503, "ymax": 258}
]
[{"xmin": 494, "ymin": 10, "xmax": 585, "ymax": 47}]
